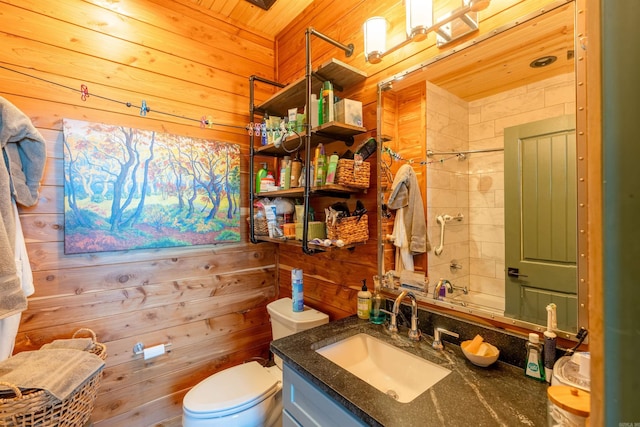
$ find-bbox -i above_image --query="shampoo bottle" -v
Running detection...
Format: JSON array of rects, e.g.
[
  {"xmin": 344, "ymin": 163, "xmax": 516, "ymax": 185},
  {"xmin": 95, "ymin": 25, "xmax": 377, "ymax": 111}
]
[
  {"xmin": 525, "ymin": 332, "xmax": 546, "ymax": 381},
  {"xmin": 325, "ymin": 152, "xmax": 339, "ymax": 184},
  {"xmin": 357, "ymin": 279, "xmax": 371, "ymax": 320},
  {"xmin": 321, "ymin": 81, "xmax": 334, "ymax": 123}
]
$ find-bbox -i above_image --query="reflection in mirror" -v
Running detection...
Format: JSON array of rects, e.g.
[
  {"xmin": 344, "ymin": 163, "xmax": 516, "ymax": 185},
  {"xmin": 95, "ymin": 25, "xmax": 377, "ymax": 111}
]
[{"xmin": 377, "ymin": 1, "xmax": 583, "ymax": 336}]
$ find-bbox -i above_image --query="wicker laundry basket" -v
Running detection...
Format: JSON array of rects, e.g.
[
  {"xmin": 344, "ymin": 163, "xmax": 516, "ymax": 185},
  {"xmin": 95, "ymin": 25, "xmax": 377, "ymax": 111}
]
[{"xmin": 0, "ymin": 328, "xmax": 107, "ymax": 427}]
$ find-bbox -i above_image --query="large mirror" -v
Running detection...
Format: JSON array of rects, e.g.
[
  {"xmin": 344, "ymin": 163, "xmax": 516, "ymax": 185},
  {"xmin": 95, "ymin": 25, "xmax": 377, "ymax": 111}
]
[{"xmin": 377, "ymin": 0, "xmax": 585, "ymax": 338}]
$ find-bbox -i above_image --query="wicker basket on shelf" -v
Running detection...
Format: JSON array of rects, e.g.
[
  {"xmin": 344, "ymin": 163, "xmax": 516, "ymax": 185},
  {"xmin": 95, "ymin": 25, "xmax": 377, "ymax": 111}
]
[
  {"xmin": 335, "ymin": 159, "xmax": 370, "ymax": 189},
  {"xmin": 326, "ymin": 214, "xmax": 368, "ymax": 245},
  {"xmin": 247, "ymin": 216, "xmax": 269, "ymax": 236},
  {"xmin": 0, "ymin": 328, "xmax": 107, "ymax": 427}
]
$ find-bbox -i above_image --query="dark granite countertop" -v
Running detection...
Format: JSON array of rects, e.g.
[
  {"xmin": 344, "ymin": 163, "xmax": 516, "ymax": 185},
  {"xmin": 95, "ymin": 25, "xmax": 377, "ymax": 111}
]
[{"xmin": 271, "ymin": 315, "xmax": 549, "ymax": 427}]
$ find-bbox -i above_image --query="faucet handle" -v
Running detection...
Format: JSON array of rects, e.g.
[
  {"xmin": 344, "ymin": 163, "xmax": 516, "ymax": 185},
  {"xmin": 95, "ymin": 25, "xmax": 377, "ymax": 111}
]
[{"xmin": 432, "ymin": 327, "xmax": 459, "ymax": 350}]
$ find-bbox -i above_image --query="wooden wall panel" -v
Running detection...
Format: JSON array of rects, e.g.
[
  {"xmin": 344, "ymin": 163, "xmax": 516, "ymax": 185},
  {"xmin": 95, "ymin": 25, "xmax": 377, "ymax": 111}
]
[{"xmin": 1, "ymin": 0, "xmax": 277, "ymax": 425}]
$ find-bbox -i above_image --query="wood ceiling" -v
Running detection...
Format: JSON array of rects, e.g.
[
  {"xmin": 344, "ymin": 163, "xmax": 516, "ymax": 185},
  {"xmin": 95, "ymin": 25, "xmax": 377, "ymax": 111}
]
[{"xmin": 185, "ymin": 0, "xmax": 313, "ymax": 39}]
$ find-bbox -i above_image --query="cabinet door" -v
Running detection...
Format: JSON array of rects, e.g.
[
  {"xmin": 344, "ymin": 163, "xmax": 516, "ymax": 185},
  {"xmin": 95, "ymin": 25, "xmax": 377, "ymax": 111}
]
[{"xmin": 283, "ymin": 364, "xmax": 366, "ymax": 427}]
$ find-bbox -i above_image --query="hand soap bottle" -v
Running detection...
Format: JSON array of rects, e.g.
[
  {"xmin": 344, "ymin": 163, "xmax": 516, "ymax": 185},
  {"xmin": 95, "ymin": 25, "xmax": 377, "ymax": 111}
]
[
  {"xmin": 525, "ymin": 332, "xmax": 546, "ymax": 381},
  {"xmin": 357, "ymin": 279, "xmax": 371, "ymax": 320}
]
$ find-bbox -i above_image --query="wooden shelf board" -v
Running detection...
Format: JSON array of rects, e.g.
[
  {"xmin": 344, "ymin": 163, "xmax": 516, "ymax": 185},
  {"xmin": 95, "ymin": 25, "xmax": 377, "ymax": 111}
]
[{"xmin": 256, "ymin": 58, "xmax": 366, "ymax": 117}]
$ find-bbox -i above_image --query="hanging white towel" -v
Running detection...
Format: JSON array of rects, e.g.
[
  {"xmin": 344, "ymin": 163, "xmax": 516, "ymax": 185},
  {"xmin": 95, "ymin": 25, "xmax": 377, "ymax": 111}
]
[
  {"xmin": 0, "ymin": 201, "xmax": 34, "ymax": 361},
  {"xmin": 391, "ymin": 207, "xmax": 414, "ymax": 272}
]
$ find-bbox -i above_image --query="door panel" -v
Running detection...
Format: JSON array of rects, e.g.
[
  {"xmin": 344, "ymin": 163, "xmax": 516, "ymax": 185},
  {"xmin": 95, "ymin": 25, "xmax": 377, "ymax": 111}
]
[{"xmin": 505, "ymin": 115, "xmax": 577, "ymax": 329}]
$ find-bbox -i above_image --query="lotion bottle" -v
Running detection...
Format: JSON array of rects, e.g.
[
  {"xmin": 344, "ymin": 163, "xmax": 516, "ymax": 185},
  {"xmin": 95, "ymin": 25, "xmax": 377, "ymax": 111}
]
[
  {"xmin": 357, "ymin": 279, "xmax": 371, "ymax": 320},
  {"xmin": 525, "ymin": 332, "xmax": 546, "ymax": 381}
]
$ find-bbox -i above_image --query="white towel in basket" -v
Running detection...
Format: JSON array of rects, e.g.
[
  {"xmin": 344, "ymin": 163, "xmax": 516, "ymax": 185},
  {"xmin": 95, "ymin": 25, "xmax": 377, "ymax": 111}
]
[{"xmin": 0, "ymin": 348, "xmax": 104, "ymax": 401}]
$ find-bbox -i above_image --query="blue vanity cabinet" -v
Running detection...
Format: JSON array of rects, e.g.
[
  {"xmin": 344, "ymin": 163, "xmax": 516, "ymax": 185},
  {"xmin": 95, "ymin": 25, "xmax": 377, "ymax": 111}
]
[{"xmin": 282, "ymin": 363, "xmax": 367, "ymax": 427}]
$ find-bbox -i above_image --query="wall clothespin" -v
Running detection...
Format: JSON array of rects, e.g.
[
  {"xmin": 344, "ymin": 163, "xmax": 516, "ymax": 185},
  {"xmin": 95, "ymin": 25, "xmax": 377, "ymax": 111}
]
[
  {"xmin": 206, "ymin": 115, "xmax": 213, "ymax": 129},
  {"xmin": 80, "ymin": 84, "xmax": 89, "ymax": 101},
  {"xmin": 140, "ymin": 100, "xmax": 149, "ymax": 116},
  {"xmin": 200, "ymin": 116, "xmax": 207, "ymax": 128}
]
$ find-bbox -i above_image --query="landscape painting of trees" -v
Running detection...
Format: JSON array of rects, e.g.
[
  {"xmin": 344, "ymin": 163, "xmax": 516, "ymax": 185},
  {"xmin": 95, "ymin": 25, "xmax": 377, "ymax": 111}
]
[{"xmin": 62, "ymin": 119, "xmax": 241, "ymax": 254}]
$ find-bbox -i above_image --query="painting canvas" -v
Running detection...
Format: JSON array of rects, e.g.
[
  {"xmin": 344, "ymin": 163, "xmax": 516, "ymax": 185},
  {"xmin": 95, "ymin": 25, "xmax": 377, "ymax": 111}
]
[{"xmin": 62, "ymin": 119, "xmax": 241, "ymax": 254}]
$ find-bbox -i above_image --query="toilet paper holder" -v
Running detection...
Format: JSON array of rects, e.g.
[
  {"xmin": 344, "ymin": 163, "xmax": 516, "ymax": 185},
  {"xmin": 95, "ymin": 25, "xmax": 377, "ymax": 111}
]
[{"xmin": 133, "ymin": 341, "xmax": 172, "ymax": 358}]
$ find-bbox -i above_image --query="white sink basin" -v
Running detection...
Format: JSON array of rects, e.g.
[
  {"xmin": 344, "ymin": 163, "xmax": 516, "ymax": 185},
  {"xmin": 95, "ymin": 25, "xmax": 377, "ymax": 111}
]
[{"xmin": 316, "ymin": 333, "xmax": 451, "ymax": 402}]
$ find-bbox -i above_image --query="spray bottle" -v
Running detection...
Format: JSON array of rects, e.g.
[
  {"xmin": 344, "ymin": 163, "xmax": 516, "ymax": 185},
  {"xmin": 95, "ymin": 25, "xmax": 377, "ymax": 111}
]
[{"xmin": 544, "ymin": 303, "xmax": 557, "ymax": 383}]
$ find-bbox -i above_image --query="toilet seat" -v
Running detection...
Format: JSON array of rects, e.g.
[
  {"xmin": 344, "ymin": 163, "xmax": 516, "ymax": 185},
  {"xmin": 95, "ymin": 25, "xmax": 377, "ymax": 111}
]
[{"xmin": 183, "ymin": 361, "xmax": 281, "ymax": 418}]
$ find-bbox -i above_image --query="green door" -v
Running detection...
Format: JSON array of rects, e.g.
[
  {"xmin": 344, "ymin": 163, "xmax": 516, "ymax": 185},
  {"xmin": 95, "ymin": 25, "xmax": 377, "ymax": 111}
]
[{"xmin": 504, "ymin": 115, "xmax": 577, "ymax": 331}]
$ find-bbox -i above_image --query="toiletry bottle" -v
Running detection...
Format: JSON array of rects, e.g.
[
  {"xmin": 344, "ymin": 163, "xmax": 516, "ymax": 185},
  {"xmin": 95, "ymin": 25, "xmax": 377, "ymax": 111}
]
[
  {"xmin": 318, "ymin": 90, "xmax": 324, "ymax": 125},
  {"xmin": 525, "ymin": 332, "xmax": 546, "ymax": 381},
  {"xmin": 255, "ymin": 162, "xmax": 268, "ymax": 194},
  {"xmin": 357, "ymin": 279, "xmax": 372, "ymax": 320},
  {"xmin": 279, "ymin": 156, "xmax": 291, "ymax": 189},
  {"xmin": 325, "ymin": 152, "xmax": 339, "ymax": 184},
  {"xmin": 314, "ymin": 143, "xmax": 326, "ymax": 187},
  {"xmin": 290, "ymin": 154, "xmax": 302, "ymax": 188},
  {"xmin": 321, "ymin": 81, "xmax": 334, "ymax": 123},
  {"xmin": 370, "ymin": 276, "xmax": 385, "ymax": 324},
  {"xmin": 292, "ymin": 269, "xmax": 304, "ymax": 312}
]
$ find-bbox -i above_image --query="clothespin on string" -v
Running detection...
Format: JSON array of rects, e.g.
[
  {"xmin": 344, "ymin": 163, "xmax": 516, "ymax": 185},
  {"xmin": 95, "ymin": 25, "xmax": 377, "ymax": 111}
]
[
  {"xmin": 140, "ymin": 100, "xmax": 149, "ymax": 117},
  {"xmin": 80, "ymin": 84, "xmax": 89, "ymax": 101}
]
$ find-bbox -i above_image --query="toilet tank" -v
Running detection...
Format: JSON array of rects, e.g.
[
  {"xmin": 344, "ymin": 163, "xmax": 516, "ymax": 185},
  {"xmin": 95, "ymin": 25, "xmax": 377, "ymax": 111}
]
[{"xmin": 267, "ymin": 298, "xmax": 329, "ymax": 340}]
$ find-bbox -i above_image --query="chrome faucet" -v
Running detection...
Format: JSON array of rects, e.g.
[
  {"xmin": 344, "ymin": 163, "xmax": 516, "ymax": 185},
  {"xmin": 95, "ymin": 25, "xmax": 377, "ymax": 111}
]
[
  {"xmin": 432, "ymin": 327, "xmax": 459, "ymax": 350},
  {"xmin": 388, "ymin": 290, "xmax": 421, "ymax": 341},
  {"xmin": 433, "ymin": 278, "xmax": 454, "ymax": 300}
]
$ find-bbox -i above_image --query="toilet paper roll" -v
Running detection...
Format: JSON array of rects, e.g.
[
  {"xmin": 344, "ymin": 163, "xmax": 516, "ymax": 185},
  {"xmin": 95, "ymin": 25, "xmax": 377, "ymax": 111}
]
[{"xmin": 143, "ymin": 344, "xmax": 165, "ymax": 360}]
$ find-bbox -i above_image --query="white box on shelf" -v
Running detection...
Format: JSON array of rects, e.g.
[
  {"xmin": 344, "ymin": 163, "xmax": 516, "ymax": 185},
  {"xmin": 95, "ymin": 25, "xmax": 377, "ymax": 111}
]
[{"xmin": 335, "ymin": 99, "xmax": 363, "ymax": 127}]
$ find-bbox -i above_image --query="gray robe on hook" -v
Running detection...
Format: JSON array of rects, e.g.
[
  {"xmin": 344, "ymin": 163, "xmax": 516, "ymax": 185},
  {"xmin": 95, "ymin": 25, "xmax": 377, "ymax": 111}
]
[
  {"xmin": 387, "ymin": 164, "xmax": 430, "ymax": 259},
  {"xmin": 0, "ymin": 96, "xmax": 46, "ymax": 319}
]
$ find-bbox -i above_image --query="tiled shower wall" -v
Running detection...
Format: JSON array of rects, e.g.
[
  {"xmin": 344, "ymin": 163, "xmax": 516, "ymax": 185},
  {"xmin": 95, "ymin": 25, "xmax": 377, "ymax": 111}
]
[{"xmin": 426, "ymin": 73, "xmax": 576, "ymax": 313}]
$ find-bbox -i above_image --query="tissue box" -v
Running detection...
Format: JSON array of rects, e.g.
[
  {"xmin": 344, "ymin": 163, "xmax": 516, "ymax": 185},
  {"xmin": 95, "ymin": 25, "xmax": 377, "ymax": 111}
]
[{"xmin": 335, "ymin": 99, "xmax": 363, "ymax": 127}]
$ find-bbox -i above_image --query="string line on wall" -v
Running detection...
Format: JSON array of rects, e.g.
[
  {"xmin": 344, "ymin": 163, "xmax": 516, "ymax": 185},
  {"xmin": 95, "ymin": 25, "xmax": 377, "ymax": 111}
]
[
  {"xmin": 383, "ymin": 145, "xmax": 504, "ymax": 166},
  {"xmin": 0, "ymin": 64, "xmax": 248, "ymax": 131}
]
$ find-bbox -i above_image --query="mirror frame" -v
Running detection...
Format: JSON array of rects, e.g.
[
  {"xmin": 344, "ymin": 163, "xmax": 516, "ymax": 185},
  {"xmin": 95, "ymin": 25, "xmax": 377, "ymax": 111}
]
[{"xmin": 375, "ymin": 0, "xmax": 588, "ymax": 341}]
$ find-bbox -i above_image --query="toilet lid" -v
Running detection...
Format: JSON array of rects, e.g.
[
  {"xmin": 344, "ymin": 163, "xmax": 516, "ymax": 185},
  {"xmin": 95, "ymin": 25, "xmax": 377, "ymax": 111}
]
[{"xmin": 183, "ymin": 361, "xmax": 280, "ymax": 416}]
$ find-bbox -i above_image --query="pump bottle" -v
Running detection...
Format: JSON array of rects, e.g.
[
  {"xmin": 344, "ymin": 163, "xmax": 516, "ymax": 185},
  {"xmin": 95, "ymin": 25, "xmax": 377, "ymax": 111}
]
[
  {"xmin": 525, "ymin": 333, "xmax": 546, "ymax": 381},
  {"xmin": 357, "ymin": 280, "xmax": 371, "ymax": 320}
]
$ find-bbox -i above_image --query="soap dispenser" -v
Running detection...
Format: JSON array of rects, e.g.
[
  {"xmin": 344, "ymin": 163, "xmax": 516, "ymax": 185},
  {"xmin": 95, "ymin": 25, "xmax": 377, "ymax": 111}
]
[{"xmin": 357, "ymin": 279, "xmax": 371, "ymax": 320}]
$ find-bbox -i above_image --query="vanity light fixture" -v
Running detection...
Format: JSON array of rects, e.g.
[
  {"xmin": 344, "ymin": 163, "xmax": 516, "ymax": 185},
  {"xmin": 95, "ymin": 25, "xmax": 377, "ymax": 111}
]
[{"xmin": 363, "ymin": 0, "xmax": 491, "ymax": 64}]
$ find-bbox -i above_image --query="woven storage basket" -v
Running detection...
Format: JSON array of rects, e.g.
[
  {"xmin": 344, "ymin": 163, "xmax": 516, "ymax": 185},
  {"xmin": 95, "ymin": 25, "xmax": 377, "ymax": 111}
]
[
  {"xmin": 326, "ymin": 214, "xmax": 368, "ymax": 245},
  {"xmin": 247, "ymin": 216, "xmax": 268, "ymax": 236},
  {"xmin": 335, "ymin": 159, "xmax": 370, "ymax": 189},
  {"xmin": 0, "ymin": 328, "xmax": 107, "ymax": 427}
]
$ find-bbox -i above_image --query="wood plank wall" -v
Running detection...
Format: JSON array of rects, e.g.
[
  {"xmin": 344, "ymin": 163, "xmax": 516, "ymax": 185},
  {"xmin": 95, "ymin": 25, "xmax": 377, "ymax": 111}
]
[
  {"xmin": 1, "ymin": 0, "xmax": 279, "ymax": 425},
  {"xmin": 273, "ymin": 0, "xmax": 560, "ymax": 321}
]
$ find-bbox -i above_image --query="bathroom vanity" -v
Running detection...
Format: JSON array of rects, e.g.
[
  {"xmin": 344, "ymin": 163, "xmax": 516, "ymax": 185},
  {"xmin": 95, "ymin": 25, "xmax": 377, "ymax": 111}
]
[{"xmin": 271, "ymin": 314, "xmax": 549, "ymax": 426}]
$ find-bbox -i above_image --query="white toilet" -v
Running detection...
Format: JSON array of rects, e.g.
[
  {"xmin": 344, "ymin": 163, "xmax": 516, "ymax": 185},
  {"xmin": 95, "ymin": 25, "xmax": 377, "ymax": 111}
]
[{"xmin": 182, "ymin": 297, "xmax": 329, "ymax": 427}]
